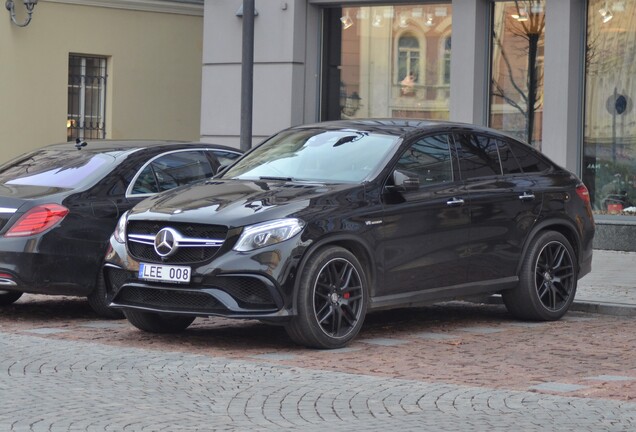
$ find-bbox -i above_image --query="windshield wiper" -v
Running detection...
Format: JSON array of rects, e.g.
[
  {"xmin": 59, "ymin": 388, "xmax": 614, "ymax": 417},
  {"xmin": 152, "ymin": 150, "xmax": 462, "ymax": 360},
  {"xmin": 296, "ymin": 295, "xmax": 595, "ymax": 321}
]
[{"xmin": 259, "ymin": 176, "xmax": 294, "ymax": 182}]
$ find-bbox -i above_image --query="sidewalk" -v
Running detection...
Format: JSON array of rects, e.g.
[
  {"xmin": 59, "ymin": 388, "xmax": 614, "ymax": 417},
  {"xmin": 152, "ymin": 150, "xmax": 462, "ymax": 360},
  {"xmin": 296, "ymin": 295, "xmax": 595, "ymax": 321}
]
[{"xmin": 573, "ymin": 249, "xmax": 636, "ymax": 316}]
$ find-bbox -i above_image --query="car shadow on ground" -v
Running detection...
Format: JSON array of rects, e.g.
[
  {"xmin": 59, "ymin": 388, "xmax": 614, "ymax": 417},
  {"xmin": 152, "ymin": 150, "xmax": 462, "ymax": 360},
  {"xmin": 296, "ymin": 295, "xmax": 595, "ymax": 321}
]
[{"xmin": 3, "ymin": 295, "xmax": 519, "ymax": 351}]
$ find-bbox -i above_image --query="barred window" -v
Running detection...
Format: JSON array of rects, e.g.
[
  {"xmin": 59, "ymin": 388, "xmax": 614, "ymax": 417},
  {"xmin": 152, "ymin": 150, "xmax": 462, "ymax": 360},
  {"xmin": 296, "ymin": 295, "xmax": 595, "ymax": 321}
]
[{"xmin": 67, "ymin": 55, "xmax": 107, "ymax": 141}]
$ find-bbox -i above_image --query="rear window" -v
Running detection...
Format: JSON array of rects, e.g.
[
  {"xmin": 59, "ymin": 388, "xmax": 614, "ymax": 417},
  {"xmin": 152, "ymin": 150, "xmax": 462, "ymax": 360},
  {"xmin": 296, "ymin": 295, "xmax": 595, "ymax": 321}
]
[
  {"xmin": 507, "ymin": 141, "xmax": 551, "ymax": 173},
  {"xmin": 0, "ymin": 150, "xmax": 116, "ymax": 188}
]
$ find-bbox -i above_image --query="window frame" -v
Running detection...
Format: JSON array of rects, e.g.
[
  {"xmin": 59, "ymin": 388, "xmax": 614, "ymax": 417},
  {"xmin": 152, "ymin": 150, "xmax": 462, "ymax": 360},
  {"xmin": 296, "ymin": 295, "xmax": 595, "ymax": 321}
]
[
  {"xmin": 67, "ymin": 54, "xmax": 108, "ymax": 142},
  {"xmin": 126, "ymin": 149, "xmax": 221, "ymax": 198}
]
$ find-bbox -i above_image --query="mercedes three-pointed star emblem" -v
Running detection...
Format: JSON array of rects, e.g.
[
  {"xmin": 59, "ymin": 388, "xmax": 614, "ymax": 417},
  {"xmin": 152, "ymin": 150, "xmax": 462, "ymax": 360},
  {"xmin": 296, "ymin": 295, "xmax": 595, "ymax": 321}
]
[{"xmin": 154, "ymin": 227, "xmax": 179, "ymax": 257}]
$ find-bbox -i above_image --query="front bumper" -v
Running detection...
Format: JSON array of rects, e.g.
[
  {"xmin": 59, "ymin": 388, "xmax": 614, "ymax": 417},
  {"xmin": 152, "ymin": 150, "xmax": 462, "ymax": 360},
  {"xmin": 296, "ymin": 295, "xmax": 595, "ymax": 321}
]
[{"xmin": 104, "ymin": 235, "xmax": 306, "ymax": 321}]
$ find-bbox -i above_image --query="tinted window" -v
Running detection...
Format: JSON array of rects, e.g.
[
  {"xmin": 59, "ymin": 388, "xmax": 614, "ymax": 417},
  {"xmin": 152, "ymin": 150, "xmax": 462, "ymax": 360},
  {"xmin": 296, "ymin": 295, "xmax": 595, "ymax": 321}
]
[
  {"xmin": 396, "ymin": 135, "xmax": 453, "ymax": 186},
  {"xmin": 496, "ymin": 139, "xmax": 523, "ymax": 174},
  {"xmin": 211, "ymin": 150, "xmax": 241, "ymax": 167},
  {"xmin": 0, "ymin": 150, "xmax": 115, "ymax": 188},
  {"xmin": 508, "ymin": 141, "xmax": 551, "ymax": 173},
  {"xmin": 130, "ymin": 151, "xmax": 215, "ymax": 195},
  {"xmin": 456, "ymin": 133, "xmax": 501, "ymax": 179}
]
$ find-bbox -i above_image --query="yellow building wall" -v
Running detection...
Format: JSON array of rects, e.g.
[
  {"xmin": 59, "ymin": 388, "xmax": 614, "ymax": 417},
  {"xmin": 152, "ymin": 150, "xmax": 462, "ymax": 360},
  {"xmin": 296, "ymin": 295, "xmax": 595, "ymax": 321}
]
[{"xmin": 0, "ymin": 1, "xmax": 203, "ymax": 163}]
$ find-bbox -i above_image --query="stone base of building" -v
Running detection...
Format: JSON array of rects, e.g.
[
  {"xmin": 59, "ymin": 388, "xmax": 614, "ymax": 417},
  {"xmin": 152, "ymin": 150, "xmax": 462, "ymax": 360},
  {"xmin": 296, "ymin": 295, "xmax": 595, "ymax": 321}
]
[{"xmin": 593, "ymin": 217, "xmax": 636, "ymax": 252}]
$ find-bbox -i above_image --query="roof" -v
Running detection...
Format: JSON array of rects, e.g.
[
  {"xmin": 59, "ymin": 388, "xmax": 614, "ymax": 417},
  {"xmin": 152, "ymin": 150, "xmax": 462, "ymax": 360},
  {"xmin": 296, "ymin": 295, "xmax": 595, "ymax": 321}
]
[
  {"xmin": 292, "ymin": 119, "xmax": 491, "ymax": 136},
  {"xmin": 290, "ymin": 119, "xmax": 529, "ymax": 144},
  {"xmin": 43, "ymin": 140, "xmax": 239, "ymax": 154}
]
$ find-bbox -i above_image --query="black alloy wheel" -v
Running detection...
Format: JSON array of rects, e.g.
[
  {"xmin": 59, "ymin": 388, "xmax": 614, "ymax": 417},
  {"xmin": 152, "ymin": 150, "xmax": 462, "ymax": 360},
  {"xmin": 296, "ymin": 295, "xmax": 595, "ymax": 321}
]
[
  {"xmin": 286, "ymin": 246, "xmax": 368, "ymax": 349},
  {"xmin": 503, "ymin": 231, "xmax": 577, "ymax": 321}
]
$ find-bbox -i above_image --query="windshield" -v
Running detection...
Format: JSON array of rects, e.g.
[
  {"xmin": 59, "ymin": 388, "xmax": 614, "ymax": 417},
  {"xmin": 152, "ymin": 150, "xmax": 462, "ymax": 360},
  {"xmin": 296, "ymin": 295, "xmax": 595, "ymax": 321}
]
[
  {"xmin": 0, "ymin": 149, "xmax": 116, "ymax": 189},
  {"xmin": 222, "ymin": 128, "xmax": 399, "ymax": 183}
]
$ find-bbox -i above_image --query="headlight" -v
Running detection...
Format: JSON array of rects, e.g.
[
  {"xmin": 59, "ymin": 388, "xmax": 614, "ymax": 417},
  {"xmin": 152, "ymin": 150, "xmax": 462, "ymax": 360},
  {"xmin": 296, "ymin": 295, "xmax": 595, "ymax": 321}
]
[
  {"xmin": 233, "ymin": 218, "xmax": 304, "ymax": 252},
  {"xmin": 113, "ymin": 211, "xmax": 129, "ymax": 244}
]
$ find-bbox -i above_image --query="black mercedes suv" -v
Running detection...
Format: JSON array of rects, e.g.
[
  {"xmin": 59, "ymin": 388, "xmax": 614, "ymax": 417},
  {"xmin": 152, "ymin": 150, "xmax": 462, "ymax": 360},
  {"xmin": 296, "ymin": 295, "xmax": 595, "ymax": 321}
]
[{"xmin": 103, "ymin": 120, "xmax": 594, "ymax": 349}]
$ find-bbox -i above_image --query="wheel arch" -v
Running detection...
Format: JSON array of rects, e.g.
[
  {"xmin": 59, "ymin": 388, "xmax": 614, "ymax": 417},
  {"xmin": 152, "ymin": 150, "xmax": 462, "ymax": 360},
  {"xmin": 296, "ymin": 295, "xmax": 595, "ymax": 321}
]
[
  {"xmin": 291, "ymin": 234, "xmax": 376, "ymax": 314},
  {"xmin": 517, "ymin": 218, "xmax": 582, "ymax": 276}
]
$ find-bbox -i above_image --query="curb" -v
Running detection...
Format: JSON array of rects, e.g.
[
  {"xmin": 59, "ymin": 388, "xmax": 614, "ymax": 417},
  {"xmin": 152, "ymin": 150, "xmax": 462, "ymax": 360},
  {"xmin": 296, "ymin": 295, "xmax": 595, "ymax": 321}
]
[
  {"xmin": 466, "ymin": 295, "xmax": 636, "ymax": 318},
  {"xmin": 571, "ymin": 300, "xmax": 636, "ymax": 317}
]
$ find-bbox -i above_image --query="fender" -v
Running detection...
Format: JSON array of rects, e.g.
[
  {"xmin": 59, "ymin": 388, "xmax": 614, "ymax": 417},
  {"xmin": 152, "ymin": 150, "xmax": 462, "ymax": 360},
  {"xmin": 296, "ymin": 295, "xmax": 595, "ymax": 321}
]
[
  {"xmin": 290, "ymin": 232, "xmax": 377, "ymax": 315},
  {"xmin": 516, "ymin": 216, "xmax": 581, "ymax": 276}
]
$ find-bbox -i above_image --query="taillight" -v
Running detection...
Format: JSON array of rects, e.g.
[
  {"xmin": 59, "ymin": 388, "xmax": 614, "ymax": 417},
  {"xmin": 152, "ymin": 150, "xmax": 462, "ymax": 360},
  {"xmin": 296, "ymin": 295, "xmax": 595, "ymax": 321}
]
[
  {"xmin": 576, "ymin": 184, "xmax": 591, "ymax": 205},
  {"xmin": 4, "ymin": 204, "xmax": 69, "ymax": 237}
]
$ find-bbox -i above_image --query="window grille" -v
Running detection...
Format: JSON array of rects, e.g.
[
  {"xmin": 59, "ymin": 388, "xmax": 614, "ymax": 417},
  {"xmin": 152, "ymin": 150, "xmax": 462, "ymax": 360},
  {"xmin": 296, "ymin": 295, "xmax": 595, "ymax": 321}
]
[{"xmin": 67, "ymin": 55, "xmax": 107, "ymax": 141}]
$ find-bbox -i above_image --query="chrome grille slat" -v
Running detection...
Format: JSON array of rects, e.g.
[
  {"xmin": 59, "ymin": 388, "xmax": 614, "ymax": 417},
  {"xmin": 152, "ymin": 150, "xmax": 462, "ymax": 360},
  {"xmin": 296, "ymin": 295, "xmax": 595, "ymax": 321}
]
[{"xmin": 126, "ymin": 221, "xmax": 228, "ymax": 264}]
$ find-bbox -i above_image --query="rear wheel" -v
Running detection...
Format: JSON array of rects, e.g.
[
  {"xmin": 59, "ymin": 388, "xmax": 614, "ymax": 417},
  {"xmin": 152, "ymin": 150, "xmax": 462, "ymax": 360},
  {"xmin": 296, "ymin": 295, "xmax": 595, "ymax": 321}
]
[
  {"xmin": 0, "ymin": 290, "xmax": 22, "ymax": 306},
  {"xmin": 87, "ymin": 272, "xmax": 124, "ymax": 319},
  {"xmin": 286, "ymin": 246, "xmax": 368, "ymax": 349},
  {"xmin": 503, "ymin": 231, "xmax": 577, "ymax": 321},
  {"xmin": 124, "ymin": 309, "xmax": 195, "ymax": 333}
]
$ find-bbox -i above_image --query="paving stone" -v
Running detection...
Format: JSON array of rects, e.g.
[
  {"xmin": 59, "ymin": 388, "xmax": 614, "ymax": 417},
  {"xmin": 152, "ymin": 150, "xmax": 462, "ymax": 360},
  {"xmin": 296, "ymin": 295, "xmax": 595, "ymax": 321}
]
[
  {"xmin": 414, "ymin": 332, "xmax": 457, "ymax": 340},
  {"xmin": 250, "ymin": 353, "xmax": 298, "ymax": 361},
  {"xmin": 459, "ymin": 326, "xmax": 505, "ymax": 334},
  {"xmin": 529, "ymin": 382, "xmax": 590, "ymax": 393},
  {"xmin": 23, "ymin": 328, "xmax": 69, "ymax": 335},
  {"xmin": 359, "ymin": 338, "xmax": 410, "ymax": 346},
  {"xmin": 586, "ymin": 375, "xmax": 636, "ymax": 382}
]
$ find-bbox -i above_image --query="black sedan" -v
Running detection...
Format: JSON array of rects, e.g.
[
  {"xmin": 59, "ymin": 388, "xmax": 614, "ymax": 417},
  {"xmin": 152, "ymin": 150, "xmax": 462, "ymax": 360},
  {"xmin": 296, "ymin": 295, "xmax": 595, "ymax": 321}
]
[
  {"xmin": 0, "ymin": 140, "xmax": 241, "ymax": 317},
  {"xmin": 104, "ymin": 120, "xmax": 595, "ymax": 348}
]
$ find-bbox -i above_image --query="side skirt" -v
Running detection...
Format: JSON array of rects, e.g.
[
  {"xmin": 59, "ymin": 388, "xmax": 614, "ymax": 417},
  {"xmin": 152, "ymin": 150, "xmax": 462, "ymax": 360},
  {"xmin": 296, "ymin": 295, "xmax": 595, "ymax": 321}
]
[{"xmin": 369, "ymin": 277, "xmax": 518, "ymax": 311}]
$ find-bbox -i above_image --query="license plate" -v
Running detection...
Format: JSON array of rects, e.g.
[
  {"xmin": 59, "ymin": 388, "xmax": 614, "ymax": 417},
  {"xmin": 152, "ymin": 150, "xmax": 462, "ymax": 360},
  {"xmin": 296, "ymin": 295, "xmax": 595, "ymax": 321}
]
[{"xmin": 138, "ymin": 263, "xmax": 191, "ymax": 284}]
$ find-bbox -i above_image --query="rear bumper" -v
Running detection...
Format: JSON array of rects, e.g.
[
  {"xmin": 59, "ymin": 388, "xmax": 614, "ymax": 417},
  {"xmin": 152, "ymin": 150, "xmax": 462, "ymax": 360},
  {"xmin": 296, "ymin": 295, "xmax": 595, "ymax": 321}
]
[{"xmin": 0, "ymin": 245, "xmax": 101, "ymax": 296}]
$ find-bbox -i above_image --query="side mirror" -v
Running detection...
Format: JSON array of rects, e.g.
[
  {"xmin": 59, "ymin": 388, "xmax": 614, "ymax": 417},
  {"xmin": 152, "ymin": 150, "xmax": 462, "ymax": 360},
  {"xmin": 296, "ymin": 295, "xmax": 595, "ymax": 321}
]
[{"xmin": 392, "ymin": 169, "xmax": 420, "ymax": 192}]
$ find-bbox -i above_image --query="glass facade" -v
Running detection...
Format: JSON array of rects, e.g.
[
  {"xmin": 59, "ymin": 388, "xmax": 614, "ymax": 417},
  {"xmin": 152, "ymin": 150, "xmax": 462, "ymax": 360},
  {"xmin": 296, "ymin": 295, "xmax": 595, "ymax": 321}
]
[
  {"xmin": 584, "ymin": 0, "xmax": 636, "ymax": 216},
  {"xmin": 323, "ymin": 4, "xmax": 452, "ymax": 121},
  {"xmin": 490, "ymin": 1, "xmax": 545, "ymax": 150}
]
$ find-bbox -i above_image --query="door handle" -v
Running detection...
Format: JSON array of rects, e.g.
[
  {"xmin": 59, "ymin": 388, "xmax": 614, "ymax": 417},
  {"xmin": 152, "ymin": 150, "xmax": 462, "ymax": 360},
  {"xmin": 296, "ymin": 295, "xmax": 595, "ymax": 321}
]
[
  {"xmin": 519, "ymin": 191, "xmax": 535, "ymax": 201},
  {"xmin": 446, "ymin": 197, "xmax": 465, "ymax": 207}
]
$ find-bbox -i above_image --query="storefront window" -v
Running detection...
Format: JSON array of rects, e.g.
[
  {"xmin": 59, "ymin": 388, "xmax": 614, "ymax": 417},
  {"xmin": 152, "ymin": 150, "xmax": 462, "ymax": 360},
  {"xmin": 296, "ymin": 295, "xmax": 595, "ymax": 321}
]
[
  {"xmin": 490, "ymin": 1, "xmax": 545, "ymax": 150},
  {"xmin": 322, "ymin": 4, "xmax": 452, "ymax": 121},
  {"xmin": 584, "ymin": 0, "xmax": 636, "ymax": 216}
]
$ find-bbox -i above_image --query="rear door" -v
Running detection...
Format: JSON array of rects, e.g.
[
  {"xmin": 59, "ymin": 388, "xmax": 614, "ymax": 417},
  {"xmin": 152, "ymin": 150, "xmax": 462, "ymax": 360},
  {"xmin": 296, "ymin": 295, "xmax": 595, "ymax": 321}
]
[{"xmin": 454, "ymin": 132, "xmax": 542, "ymax": 284}]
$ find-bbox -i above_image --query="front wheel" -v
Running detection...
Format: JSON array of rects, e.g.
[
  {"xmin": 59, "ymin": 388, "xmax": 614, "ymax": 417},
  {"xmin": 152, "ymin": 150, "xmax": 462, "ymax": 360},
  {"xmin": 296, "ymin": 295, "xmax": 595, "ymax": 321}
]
[
  {"xmin": 286, "ymin": 246, "xmax": 368, "ymax": 349},
  {"xmin": 87, "ymin": 272, "xmax": 124, "ymax": 319},
  {"xmin": 0, "ymin": 290, "xmax": 22, "ymax": 306},
  {"xmin": 124, "ymin": 309, "xmax": 195, "ymax": 333},
  {"xmin": 503, "ymin": 231, "xmax": 577, "ymax": 321}
]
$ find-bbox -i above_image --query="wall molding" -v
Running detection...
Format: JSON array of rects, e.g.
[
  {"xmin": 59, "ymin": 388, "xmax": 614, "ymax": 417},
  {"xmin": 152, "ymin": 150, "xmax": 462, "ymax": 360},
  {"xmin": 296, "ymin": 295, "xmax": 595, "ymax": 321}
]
[{"xmin": 44, "ymin": 0, "xmax": 204, "ymax": 16}]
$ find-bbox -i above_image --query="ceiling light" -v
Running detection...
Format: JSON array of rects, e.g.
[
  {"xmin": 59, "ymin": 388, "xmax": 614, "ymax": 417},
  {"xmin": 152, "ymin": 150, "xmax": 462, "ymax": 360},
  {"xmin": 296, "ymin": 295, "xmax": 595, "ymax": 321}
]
[
  {"xmin": 599, "ymin": 4, "xmax": 613, "ymax": 23},
  {"xmin": 340, "ymin": 13, "xmax": 353, "ymax": 29}
]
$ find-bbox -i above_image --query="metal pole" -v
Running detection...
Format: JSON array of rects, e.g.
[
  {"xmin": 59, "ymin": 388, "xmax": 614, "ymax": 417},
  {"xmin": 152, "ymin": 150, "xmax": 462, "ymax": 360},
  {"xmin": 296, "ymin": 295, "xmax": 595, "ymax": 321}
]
[{"xmin": 240, "ymin": 0, "xmax": 255, "ymax": 151}]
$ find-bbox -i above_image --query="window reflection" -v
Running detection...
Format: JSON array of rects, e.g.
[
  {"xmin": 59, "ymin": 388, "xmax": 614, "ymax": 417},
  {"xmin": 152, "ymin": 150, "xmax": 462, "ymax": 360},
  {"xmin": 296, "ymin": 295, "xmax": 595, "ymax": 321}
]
[
  {"xmin": 490, "ymin": 1, "xmax": 545, "ymax": 150},
  {"xmin": 329, "ymin": 3, "xmax": 452, "ymax": 121},
  {"xmin": 584, "ymin": 0, "xmax": 636, "ymax": 216}
]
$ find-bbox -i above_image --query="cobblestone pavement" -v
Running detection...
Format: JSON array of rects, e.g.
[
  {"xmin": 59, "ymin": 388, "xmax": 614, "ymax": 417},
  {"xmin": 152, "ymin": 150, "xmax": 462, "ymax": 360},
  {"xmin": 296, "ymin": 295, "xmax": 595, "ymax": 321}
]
[{"xmin": 1, "ymin": 295, "xmax": 636, "ymax": 430}]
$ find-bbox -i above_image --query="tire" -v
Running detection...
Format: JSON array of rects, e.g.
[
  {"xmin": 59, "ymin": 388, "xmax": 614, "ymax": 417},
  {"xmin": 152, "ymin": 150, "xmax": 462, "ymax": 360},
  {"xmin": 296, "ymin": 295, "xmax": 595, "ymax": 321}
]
[
  {"xmin": 0, "ymin": 290, "xmax": 22, "ymax": 306},
  {"xmin": 87, "ymin": 272, "xmax": 124, "ymax": 319},
  {"xmin": 124, "ymin": 309, "xmax": 195, "ymax": 333},
  {"xmin": 503, "ymin": 231, "xmax": 577, "ymax": 321},
  {"xmin": 285, "ymin": 246, "xmax": 368, "ymax": 349}
]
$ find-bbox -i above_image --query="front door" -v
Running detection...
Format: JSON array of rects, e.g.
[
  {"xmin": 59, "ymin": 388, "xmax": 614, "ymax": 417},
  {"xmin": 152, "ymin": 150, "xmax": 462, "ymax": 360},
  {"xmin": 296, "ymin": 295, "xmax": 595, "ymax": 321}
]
[{"xmin": 377, "ymin": 133, "xmax": 470, "ymax": 295}]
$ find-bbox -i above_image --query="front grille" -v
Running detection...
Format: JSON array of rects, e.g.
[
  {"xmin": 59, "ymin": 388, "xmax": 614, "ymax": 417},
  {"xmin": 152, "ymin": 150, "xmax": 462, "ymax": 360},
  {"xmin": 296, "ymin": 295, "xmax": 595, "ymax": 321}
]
[
  {"xmin": 210, "ymin": 277, "xmax": 276, "ymax": 309},
  {"xmin": 117, "ymin": 286, "xmax": 220, "ymax": 312},
  {"xmin": 127, "ymin": 221, "xmax": 228, "ymax": 264}
]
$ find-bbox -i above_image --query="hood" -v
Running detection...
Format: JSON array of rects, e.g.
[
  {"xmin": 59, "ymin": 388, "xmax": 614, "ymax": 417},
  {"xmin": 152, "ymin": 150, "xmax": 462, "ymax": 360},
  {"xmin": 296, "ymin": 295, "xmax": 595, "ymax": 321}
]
[{"xmin": 129, "ymin": 179, "xmax": 365, "ymax": 228}]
